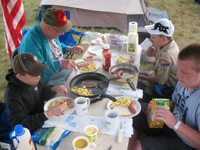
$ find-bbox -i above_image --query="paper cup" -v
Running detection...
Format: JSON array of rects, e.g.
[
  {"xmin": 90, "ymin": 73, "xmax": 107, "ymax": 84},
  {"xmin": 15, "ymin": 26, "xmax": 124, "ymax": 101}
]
[
  {"xmin": 140, "ymin": 38, "xmax": 153, "ymax": 51},
  {"xmin": 84, "ymin": 125, "xmax": 98, "ymax": 143}
]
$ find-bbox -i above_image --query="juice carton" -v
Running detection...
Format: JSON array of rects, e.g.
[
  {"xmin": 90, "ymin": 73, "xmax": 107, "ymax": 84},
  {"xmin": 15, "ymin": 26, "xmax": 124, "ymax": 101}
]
[{"xmin": 148, "ymin": 98, "xmax": 169, "ymax": 128}]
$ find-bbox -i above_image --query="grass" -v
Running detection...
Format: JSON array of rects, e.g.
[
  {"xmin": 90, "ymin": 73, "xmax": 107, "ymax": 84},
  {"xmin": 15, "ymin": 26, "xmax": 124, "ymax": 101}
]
[
  {"xmin": 0, "ymin": 0, "xmax": 200, "ymax": 101},
  {"xmin": 148, "ymin": 0, "xmax": 200, "ymax": 50}
]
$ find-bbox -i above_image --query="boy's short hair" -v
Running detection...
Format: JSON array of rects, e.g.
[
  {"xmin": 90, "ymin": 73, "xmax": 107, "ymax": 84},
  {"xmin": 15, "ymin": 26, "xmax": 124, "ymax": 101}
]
[{"xmin": 179, "ymin": 43, "xmax": 200, "ymax": 72}]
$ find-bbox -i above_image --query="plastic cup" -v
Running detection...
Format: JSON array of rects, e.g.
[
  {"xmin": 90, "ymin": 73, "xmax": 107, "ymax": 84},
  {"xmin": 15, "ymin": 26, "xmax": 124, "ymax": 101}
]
[
  {"xmin": 140, "ymin": 38, "xmax": 153, "ymax": 51},
  {"xmin": 84, "ymin": 125, "xmax": 98, "ymax": 143}
]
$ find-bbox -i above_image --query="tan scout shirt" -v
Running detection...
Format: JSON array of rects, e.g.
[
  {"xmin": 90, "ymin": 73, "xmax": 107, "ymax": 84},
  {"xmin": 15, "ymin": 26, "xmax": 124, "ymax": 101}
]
[{"xmin": 152, "ymin": 40, "xmax": 179, "ymax": 87}]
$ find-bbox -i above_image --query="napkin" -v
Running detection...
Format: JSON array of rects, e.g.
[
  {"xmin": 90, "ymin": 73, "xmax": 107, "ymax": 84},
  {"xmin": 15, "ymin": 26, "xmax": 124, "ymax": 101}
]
[
  {"xmin": 106, "ymin": 84, "xmax": 143, "ymax": 99},
  {"xmin": 43, "ymin": 115, "xmax": 133, "ymax": 138}
]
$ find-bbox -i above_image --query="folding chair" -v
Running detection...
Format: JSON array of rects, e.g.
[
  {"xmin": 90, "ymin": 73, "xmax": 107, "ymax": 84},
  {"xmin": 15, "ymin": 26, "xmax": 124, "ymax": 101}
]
[
  {"xmin": 154, "ymin": 84, "xmax": 175, "ymax": 99},
  {"xmin": 137, "ymin": 31, "xmax": 150, "ymax": 44},
  {"xmin": 11, "ymin": 48, "xmax": 18, "ymax": 60},
  {"xmin": 0, "ymin": 102, "xmax": 12, "ymax": 144}
]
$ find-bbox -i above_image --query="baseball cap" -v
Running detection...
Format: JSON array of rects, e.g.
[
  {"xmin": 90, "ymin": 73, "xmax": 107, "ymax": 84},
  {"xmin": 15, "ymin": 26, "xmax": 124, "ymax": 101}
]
[
  {"xmin": 145, "ymin": 18, "xmax": 174, "ymax": 37},
  {"xmin": 12, "ymin": 53, "xmax": 47, "ymax": 77},
  {"xmin": 43, "ymin": 8, "xmax": 72, "ymax": 32}
]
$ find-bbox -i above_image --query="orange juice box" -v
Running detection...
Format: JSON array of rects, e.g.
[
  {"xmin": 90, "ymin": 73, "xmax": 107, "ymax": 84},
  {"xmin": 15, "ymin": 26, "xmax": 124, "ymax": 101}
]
[{"xmin": 148, "ymin": 98, "xmax": 169, "ymax": 128}]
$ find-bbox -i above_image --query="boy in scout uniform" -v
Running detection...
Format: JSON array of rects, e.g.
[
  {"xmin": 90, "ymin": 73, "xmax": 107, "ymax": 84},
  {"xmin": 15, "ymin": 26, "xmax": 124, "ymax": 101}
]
[{"xmin": 138, "ymin": 18, "xmax": 179, "ymax": 102}]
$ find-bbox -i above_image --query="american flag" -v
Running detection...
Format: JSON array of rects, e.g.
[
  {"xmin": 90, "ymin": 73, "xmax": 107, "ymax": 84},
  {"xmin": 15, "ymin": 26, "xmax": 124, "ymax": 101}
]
[{"xmin": 0, "ymin": 0, "xmax": 26, "ymax": 59}]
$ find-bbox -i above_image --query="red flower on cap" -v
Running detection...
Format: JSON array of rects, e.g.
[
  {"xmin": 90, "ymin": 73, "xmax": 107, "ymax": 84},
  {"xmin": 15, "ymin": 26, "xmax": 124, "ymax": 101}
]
[{"xmin": 55, "ymin": 10, "xmax": 68, "ymax": 26}]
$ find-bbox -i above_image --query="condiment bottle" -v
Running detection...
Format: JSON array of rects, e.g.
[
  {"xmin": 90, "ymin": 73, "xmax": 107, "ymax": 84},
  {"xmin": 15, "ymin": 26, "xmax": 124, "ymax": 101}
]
[
  {"xmin": 10, "ymin": 124, "xmax": 35, "ymax": 150},
  {"xmin": 127, "ymin": 29, "xmax": 138, "ymax": 55},
  {"xmin": 103, "ymin": 44, "xmax": 110, "ymax": 52},
  {"xmin": 102, "ymin": 50, "xmax": 111, "ymax": 71}
]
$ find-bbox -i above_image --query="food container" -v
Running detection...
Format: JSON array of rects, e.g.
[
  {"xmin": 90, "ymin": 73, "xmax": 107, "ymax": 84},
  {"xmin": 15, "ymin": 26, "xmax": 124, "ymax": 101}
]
[
  {"xmin": 84, "ymin": 125, "xmax": 98, "ymax": 143},
  {"xmin": 148, "ymin": 98, "xmax": 169, "ymax": 128},
  {"xmin": 109, "ymin": 63, "xmax": 139, "ymax": 87}
]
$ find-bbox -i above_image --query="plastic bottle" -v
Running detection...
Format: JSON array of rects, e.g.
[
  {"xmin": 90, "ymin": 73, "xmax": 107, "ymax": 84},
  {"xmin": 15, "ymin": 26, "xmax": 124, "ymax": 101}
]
[
  {"xmin": 127, "ymin": 30, "xmax": 138, "ymax": 55},
  {"xmin": 102, "ymin": 49, "xmax": 111, "ymax": 71},
  {"xmin": 102, "ymin": 43, "xmax": 110, "ymax": 52},
  {"xmin": 10, "ymin": 124, "xmax": 35, "ymax": 150}
]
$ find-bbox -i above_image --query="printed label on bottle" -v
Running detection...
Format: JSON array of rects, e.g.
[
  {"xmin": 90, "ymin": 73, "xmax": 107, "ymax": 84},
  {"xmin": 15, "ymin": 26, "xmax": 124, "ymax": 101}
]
[{"xmin": 128, "ymin": 43, "xmax": 135, "ymax": 52}]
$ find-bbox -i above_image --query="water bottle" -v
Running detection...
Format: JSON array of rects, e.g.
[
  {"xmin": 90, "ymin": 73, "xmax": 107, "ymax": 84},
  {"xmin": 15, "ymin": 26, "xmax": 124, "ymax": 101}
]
[
  {"xmin": 10, "ymin": 124, "xmax": 35, "ymax": 150},
  {"xmin": 127, "ymin": 30, "xmax": 138, "ymax": 55}
]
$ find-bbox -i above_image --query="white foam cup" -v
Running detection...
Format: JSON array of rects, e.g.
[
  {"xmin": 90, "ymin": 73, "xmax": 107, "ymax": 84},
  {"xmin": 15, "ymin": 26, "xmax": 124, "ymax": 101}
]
[{"xmin": 140, "ymin": 38, "xmax": 153, "ymax": 51}]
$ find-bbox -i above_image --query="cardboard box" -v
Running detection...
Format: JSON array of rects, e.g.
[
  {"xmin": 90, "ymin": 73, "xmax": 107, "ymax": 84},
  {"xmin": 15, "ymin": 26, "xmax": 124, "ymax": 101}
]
[{"xmin": 148, "ymin": 98, "xmax": 169, "ymax": 128}]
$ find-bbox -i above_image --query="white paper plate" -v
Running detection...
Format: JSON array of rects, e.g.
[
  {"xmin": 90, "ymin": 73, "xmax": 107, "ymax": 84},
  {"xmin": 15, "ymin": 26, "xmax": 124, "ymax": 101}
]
[
  {"xmin": 75, "ymin": 59, "xmax": 85, "ymax": 64},
  {"xmin": 115, "ymin": 54, "xmax": 135, "ymax": 63},
  {"xmin": 88, "ymin": 45, "xmax": 103, "ymax": 55},
  {"xmin": 107, "ymin": 96, "xmax": 141, "ymax": 118},
  {"xmin": 44, "ymin": 96, "xmax": 74, "ymax": 111},
  {"xmin": 75, "ymin": 61, "xmax": 100, "ymax": 73},
  {"xmin": 91, "ymin": 39, "xmax": 102, "ymax": 45}
]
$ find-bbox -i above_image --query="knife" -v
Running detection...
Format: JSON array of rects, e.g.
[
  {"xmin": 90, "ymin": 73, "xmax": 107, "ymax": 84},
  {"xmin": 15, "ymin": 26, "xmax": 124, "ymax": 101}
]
[{"xmin": 117, "ymin": 122, "xmax": 123, "ymax": 143}]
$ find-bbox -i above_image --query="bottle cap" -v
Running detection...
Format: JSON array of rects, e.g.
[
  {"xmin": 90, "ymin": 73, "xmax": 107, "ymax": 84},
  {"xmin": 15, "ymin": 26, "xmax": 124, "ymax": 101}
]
[
  {"xmin": 14, "ymin": 124, "xmax": 25, "ymax": 136},
  {"xmin": 103, "ymin": 43, "xmax": 110, "ymax": 49}
]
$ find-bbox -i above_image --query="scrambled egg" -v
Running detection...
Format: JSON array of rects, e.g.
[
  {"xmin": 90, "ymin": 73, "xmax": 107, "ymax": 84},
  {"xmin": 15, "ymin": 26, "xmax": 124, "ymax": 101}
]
[
  {"xmin": 49, "ymin": 99, "xmax": 65, "ymax": 108},
  {"xmin": 116, "ymin": 56, "xmax": 129, "ymax": 63},
  {"xmin": 48, "ymin": 98, "xmax": 72, "ymax": 110},
  {"xmin": 85, "ymin": 127, "xmax": 97, "ymax": 135},
  {"xmin": 71, "ymin": 86, "xmax": 93, "ymax": 96},
  {"xmin": 80, "ymin": 62, "xmax": 96, "ymax": 72},
  {"xmin": 110, "ymin": 97, "xmax": 132, "ymax": 109}
]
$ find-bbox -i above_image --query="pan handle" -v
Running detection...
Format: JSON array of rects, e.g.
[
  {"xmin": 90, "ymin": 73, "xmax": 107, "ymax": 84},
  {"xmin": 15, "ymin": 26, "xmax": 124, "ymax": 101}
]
[
  {"xmin": 126, "ymin": 78, "xmax": 136, "ymax": 91},
  {"xmin": 101, "ymin": 93, "xmax": 117, "ymax": 102}
]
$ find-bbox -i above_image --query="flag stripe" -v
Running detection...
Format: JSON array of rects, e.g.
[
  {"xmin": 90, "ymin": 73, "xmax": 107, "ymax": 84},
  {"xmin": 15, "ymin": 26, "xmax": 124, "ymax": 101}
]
[
  {"xmin": 0, "ymin": 0, "xmax": 26, "ymax": 59},
  {"xmin": 3, "ymin": 1, "xmax": 19, "ymax": 57}
]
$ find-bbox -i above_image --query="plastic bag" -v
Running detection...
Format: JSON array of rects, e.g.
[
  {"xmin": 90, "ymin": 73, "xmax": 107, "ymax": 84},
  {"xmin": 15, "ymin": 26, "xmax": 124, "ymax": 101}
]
[
  {"xmin": 31, "ymin": 127, "xmax": 70, "ymax": 150},
  {"xmin": 82, "ymin": 31, "xmax": 104, "ymax": 44},
  {"xmin": 104, "ymin": 33, "xmax": 127, "ymax": 48}
]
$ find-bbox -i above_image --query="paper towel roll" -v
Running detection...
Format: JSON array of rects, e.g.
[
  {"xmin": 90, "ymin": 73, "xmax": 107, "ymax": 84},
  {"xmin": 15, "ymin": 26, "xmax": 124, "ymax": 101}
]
[{"xmin": 129, "ymin": 22, "xmax": 138, "ymax": 32}]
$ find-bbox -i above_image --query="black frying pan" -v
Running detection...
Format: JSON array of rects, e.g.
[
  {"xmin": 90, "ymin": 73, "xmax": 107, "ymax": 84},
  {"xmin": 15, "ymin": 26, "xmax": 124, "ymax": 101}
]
[{"xmin": 69, "ymin": 72, "xmax": 116, "ymax": 102}]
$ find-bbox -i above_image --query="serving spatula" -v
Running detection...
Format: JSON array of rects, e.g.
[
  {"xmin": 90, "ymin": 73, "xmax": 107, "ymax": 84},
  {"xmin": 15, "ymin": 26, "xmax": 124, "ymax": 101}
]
[{"xmin": 84, "ymin": 77, "xmax": 120, "ymax": 88}]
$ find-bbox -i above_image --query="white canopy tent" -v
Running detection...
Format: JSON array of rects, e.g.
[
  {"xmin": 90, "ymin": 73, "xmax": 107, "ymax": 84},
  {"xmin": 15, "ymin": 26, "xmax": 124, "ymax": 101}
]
[{"xmin": 40, "ymin": 0, "xmax": 148, "ymax": 32}]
